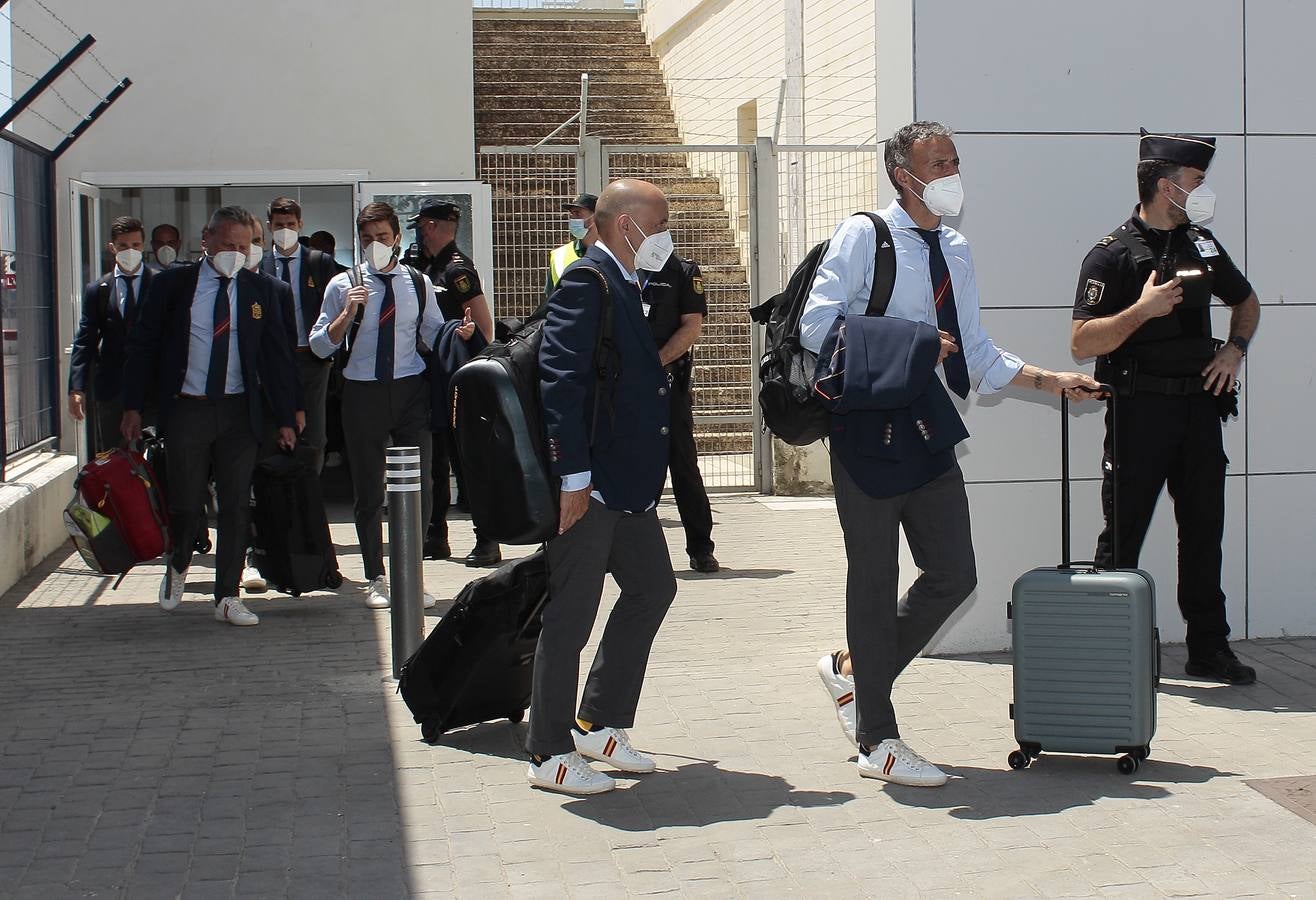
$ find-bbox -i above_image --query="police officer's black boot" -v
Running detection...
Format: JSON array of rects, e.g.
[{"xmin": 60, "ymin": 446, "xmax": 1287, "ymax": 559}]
[
  {"xmin": 464, "ymin": 537, "xmax": 501, "ymax": 568},
  {"xmin": 1185, "ymin": 646, "xmax": 1257, "ymax": 685},
  {"xmin": 424, "ymin": 524, "xmax": 450, "ymax": 561},
  {"xmin": 689, "ymin": 553, "xmax": 720, "ymax": 574}
]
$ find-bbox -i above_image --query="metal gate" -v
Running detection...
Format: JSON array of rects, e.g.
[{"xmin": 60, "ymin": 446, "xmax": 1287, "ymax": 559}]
[{"xmin": 478, "ymin": 142, "xmax": 763, "ymax": 492}]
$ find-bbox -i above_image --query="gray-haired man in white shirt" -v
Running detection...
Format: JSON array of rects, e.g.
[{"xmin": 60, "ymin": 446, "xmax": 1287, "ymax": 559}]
[{"xmin": 803, "ymin": 121, "xmax": 1101, "ymax": 787}]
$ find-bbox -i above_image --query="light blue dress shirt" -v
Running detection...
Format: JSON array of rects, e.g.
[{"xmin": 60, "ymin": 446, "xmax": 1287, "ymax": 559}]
[
  {"xmin": 800, "ymin": 200, "xmax": 1024, "ymax": 394},
  {"xmin": 309, "ymin": 261, "xmax": 444, "ymax": 380},
  {"xmin": 274, "ymin": 249, "xmax": 308, "ymax": 346},
  {"xmin": 181, "ymin": 260, "xmax": 245, "ymax": 396}
]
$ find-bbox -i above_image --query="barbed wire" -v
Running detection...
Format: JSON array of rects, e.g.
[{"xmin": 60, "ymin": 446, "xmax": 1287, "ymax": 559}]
[
  {"xmin": 0, "ymin": 87, "xmax": 67, "ymax": 133},
  {"xmin": 26, "ymin": 0, "xmax": 120, "ymax": 81},
  {"xmin": 0, "ymin": 8, "xmax": 103, "ymax": 100}
]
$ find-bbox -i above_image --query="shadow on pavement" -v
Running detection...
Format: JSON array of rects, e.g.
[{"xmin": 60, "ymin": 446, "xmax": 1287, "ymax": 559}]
[
  {"xmin": 562, "ymin": 761, "xmax": 855, "ymax": 830},
  {"xmin": 674, "ymin": 567, "xmax": 793, "ymax": 581},
  {"xmin": 883, "ymin": 758, "xmax": 1235, "ymax": 820},
  {"xmin": 428, "ymin": 720, "xmax": 530, "ymax": 762}
]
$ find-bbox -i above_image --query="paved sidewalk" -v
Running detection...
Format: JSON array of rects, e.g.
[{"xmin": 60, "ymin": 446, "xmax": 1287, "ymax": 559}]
[{"xmin": 1, "ymin": 496, "xmax": 1315, "ymax": 899}]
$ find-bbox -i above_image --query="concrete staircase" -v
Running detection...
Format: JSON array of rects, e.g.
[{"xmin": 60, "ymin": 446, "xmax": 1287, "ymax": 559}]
[{"xmin": 474, "ymin": 12, "xmax": 755, "ymax": 458}]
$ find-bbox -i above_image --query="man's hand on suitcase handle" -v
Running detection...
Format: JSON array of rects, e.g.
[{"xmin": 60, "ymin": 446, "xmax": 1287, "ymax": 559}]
[
  {"xmin": 277, "ymin": 426, "xmax": 297, "ymax": 452},
  {"xmin": 1056, "ymin": 373, "xmax": 1106, "ymax": 402},
  {"xmin": 559, "ymin": 485, "xmax": 591, "ymax": 535}
]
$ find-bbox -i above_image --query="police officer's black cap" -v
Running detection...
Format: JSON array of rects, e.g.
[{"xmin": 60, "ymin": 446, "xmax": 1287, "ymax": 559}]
[
  {"xmin": 563, "ymin": 192, "xmax": 598, "ymax": 212},
  {"xmin": 1138, "ymin": 128, "xmax": 1217, "ymax": 170},
  {"xmin": 407, "ymin": 200, "xmax": 461, "ymax": 228}
]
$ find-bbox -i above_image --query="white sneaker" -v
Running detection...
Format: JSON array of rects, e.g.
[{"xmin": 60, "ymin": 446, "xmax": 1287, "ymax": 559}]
[
  {"xmin": 526, "ymin": 751, "xmax": 615, "ymax": 795},
  {"xmin": 215, "ymin": 597, "xmax": 259, "ymax": 627},
  {"xmin": 159, "ymin": 566, "xmax": 187, "ymax": 611},
  {"xmin": 240, "ymin": 565, "xmax": 266, "ymax": 592},
  {"xmin": 573, "ymin": 726, "xmax": 656, "ymax": 774},
  {"xmin": 423, "ymin": 591, "xmax": 436, "ymax": 609},
  {"xmin": 858, "ymin": 738, "xmax": 948, "ymax": 787},
  {"xmin": 364, "ymin": 576, "xmax": 390, "ymax": 610},
  {"xmin": 817, "ymin": 652, "xmax": 858, "ymax": 746}
]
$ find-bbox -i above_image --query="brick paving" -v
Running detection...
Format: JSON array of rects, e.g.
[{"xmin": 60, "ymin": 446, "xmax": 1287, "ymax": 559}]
[{"xmin": 2, "ymin": 495, "xmax": 1315, "ymax": 898}]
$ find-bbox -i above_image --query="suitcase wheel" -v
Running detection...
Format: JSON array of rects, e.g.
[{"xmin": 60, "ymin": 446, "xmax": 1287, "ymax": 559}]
[
  {"xmin": 324, "ymin": 570, "xmax": 344, "ymax": 590},
  {"xmin": 1007, "ymin": 750, "xmax": 1031, "ymax": 770},
  {"xmin": 507, "ymin": 708, "xmax": 525, "ymax": 724},
  {"xmin": 194, "ymin": 532, "xmax": 212, "ymax": 554},
  {"xmin": 289, "ymin": 590, "xmax": 301, "ymax": 598},
  {"xmin": 420, "ymin": 720, "xmax": 444, "ymax": 745},
  {"xmin": 1117, "ymin": 754, "xmax": 1140, "ymax": 775}
]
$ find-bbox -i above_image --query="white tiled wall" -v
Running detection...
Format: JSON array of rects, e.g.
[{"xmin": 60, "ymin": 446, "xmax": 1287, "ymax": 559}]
[{"xmin": 888, "ymin": 0, "xmax": 1314, "ymax": 651}]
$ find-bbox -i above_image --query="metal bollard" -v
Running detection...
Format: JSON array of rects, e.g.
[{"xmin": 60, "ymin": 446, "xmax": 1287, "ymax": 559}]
[{"xmin": 386, "ymin": 445, "xmax": 425, "ymax": 679}]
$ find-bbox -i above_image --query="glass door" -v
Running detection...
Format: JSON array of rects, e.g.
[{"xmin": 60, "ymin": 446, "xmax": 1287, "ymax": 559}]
[{"xmin": 69, "ymin": 180, "xmax": 100, "ymax": 460}]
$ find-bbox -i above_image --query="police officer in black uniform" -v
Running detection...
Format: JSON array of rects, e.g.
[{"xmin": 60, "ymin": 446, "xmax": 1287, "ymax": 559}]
[
  {"xmin": 1072, "ymin": 129, "xmax": 1261, "ymax": 685},
  {"xmin": 408, "ymin": 200, "xmax": 500, "ymax": 566},
  {"xmin": 643, "ymin": 252, "xmax": 718, "ymax": 572}
]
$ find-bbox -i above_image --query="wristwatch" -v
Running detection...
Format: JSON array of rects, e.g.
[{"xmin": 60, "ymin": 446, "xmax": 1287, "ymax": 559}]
[{"xmin": 1228, "ymin": 335, "xmax": 1249, "ymax": 356}]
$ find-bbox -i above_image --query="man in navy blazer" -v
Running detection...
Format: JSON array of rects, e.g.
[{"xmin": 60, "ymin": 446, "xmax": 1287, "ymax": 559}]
[
  {"xmin": 121, "ymin": 206, "xmax": 298, "ymax": 628},
  {"xmin": 68, "ymin": 216, "xmax": 155, "ymax": 453},
  {"xmin": 261, "ymin": 196, "xmax": 343, "ymax": 472},
  {"xmin": 526, "ymin": 179, "xmax": 678, "ymax": 796}
]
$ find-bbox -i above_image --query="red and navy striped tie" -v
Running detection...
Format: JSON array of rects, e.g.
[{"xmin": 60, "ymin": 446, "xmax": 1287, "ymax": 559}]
[
  {"xmin": 205, "ymin": 276, "xmax": 232, "ymax": 400},
  {"xmin": 374, "ymin": 273, "xmax": 397, "ymax": 382},
  {"xmin": 915, "ymin": 228, "xmax": 970, "ymax": 399}
]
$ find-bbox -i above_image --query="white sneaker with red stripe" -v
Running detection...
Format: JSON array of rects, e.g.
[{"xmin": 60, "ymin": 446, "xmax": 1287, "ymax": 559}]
[
  {"xmin": 214, "ymin": 596, "xmax": 259, "ymax": 627},
  {"xmin": 858, "ymin": 738, "xmax": 948, "ymax": 787},
  {"xmin": 572, "ymin": 726, "xmax": 656, "ymax": 774},
  {"xmin": 526, "ymin": 751, "xmax": 615, "ymax": 795},
  {"xmin": 817, "ymin": 652, "xmax": 858, "ymax": 746}
]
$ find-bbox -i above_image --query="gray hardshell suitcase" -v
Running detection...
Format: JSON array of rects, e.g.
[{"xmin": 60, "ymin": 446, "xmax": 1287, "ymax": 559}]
[{"xmin": 1007, "ymin": 389, "xmax": 1159, "ymax": 775}]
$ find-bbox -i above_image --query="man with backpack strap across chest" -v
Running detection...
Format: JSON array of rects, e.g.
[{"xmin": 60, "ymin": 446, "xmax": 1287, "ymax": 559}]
[{"xmin": 801, "ymin": 121, "xmax": 1101, "ymax": 787}]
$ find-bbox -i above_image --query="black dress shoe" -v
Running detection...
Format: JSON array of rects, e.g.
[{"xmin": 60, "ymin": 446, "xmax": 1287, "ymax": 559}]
[
  {"xmin": 1185, "ymin": 648, "xmax": 1257, "ymax": 685},
  {"xmin": 464, "ymin": 539, "xmax": 502, "ymax": 568},
  {"xmin": 689, "ymin": 553, "xmax": 720, "ymax": 574},
  {"xmin": 424, "ymin": 538, "xmax": 451, "ymax": 560}
]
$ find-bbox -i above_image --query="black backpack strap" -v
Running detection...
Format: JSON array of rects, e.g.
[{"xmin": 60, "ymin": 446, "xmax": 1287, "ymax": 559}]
[
  {"xmin": 857, "ymin": 211, "xmax": 896, "ymax": 317},
  {"xmin": 1112, "ymin": 226, "xmax": 1156, "ymax": 267},
  {"xmin": 566, "ymin": 265, "xmax": 617, "ymax": 446}
]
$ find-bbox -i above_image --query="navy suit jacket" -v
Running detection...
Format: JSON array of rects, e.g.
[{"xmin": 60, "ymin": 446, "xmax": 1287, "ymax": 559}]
[
  {"xmin": 539, "ymin": 245, "xmax": 670, "ymax": 513},
  {"xmin": 122, "ymin": 262, "xmax": 297, "ymax": 439},
  {"xmin": 68, "ymin": 267, "xmax": 156, "ymax": 403},
  {"xmin": 259, "ymin": 245, "xmax": 340, "ymax": 365},
  {"xmin": 824, "ymin": 314, "xmax": 970, "ymax": 498}
]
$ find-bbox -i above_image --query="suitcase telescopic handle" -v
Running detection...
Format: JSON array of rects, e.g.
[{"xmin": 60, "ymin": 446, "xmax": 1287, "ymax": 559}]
[{"xmin": 1061, "ymin": 384, "xmax": 1116, "ymax": 570}]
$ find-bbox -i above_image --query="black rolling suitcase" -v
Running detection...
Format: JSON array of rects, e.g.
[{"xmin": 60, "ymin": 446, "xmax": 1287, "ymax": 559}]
[
  {"xmin": 399, "ymin": 551, "xmax": 549, "ymax": 744},
  {"xmin": 249, "ymin": 446, "xmax": 343, "ymax": 595}
]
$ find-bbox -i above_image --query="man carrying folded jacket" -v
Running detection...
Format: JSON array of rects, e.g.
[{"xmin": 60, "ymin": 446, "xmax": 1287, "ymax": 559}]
[{"xmin": 800, "ymin": 121, "xmax": 1100, "ymax": 787}]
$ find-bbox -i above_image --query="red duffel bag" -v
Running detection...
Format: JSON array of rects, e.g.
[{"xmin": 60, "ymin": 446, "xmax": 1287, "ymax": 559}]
[{"xmin": 65, "ymin": 449, "xmax": 171, "ymax": 578}]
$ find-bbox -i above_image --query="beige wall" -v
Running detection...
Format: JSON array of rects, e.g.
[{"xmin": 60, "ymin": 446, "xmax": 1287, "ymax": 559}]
[{"xmin": 644, "ymin": 0, "xmax": 876, "ymax": 146}]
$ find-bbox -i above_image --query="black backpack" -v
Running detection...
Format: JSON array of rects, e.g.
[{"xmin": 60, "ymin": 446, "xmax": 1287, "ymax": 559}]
[
  {"xmin": 339, "ymin": 263, "xmax": 429, "ymax": 369},
  {"xmin": 749, "ymin": 212, "xmax": 897, "ymax": 446},
  {"xmin": 450, "ymin": 266, "xmax": 616, "ymax": 544}
]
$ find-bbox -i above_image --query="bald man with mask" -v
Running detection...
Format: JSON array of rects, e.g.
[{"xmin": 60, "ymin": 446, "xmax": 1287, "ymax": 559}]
[{"xmin": 527, "ymin": 179, "xmax": 679, "ymax": 796}]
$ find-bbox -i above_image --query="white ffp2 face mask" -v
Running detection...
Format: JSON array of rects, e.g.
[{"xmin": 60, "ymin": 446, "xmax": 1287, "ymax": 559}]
[
  {"xmin": 625, "ymin": 219, "xmax": 675, "ymax": 271},
  {"xmin": 155, "ymin": 245, "xmax": 178, "ymax": 267},
  {"xmin": 209, "ymin": 250, "xmax": 246, "ymax": 278},
  {"xmin": 364, "ymin": 240, "xmax": 396, "ymax": 270},
  {"xmin": 272, "ymin": 228, "xmax": 300, "ymax": 252},
  {"xmin": 115, "ymin": 248, "xmax": 143, "ymax": 272},
  {"xmin": 906, "ymin": 171, "xmax": 965, "ymax": 217},
  {"xmin": 245, "ymin": 244, "xmax": 264, "ymax": 270},
  {"xmin": 1170, "ymin": 182, "xmax": 1216, "ymax": 224}
]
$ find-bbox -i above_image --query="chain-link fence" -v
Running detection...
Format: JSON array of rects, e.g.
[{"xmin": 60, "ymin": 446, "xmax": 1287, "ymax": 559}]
[
  {"xmin": 476, "ymin": 146, "xmax": 580, "ymax": 322},
  {"xmin": 606, "ymin": 145, "xmax": 757, "ymax": 491}
]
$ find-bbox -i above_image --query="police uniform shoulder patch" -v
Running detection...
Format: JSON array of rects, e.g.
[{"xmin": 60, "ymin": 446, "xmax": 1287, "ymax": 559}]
[
  {"xmin": 1084, "ymin": 278, "xmax": 1106, "ymax": 307},
  {"xmin": 453, "ymin": 273, "xmax": 472, "ymax": 294},
  {"xmin": 691, "ymin": 276, "xmax": 704, "ymax": 295}
]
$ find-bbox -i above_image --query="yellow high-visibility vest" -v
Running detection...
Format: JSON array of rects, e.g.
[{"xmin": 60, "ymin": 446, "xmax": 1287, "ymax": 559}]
[{"xmin": 548, "ymin": 240, "xmax": 584, "ymax": 288}]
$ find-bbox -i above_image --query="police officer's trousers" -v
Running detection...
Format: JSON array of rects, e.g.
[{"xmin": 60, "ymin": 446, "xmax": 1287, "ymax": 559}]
[
  {"xmin": 1094, "ymin": 391, "xmax": 1230, "ymax": 658},
  {"xmin": 667, "ymin": 386, "xmax": 714, "ymax": 557}
]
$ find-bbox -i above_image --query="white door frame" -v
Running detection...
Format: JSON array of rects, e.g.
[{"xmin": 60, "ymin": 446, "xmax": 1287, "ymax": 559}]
[{"xmin": 68, "ymin": 180, "xmax": 101, "ymax": 462}]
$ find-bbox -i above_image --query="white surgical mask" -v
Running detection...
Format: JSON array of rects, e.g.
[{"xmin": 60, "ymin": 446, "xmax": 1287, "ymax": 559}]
[
  {"xmin": 568, "ymin": 217, "xmax": 590, "ymax": 241},
  {"xmin": 272, "ymin": 228, "xmax": 300, "ymax": 252},
  {"xmin": 209, "ymin": 250, "xmax": 245, "ymax": 278},
  {"xmin": 625, "ymin": 219, "xmax": 674, "ymax": 272},
  {"xmin": 364, "ymin": 240, "xmax": 396, "ymax": 270},
  {"xmin": 155, "ymin": 245, "xmax": 177, "ymax": 267},
  {"xmin": 245, "ymin": 244, "xmax": 264, "ymax": 270},
  {"xmin": 1170, "ymin": 181, "xmax": 1216, "ymax": 225},
  {"xmin": 114, "ymin": 248, "xmax": 143, "ymax": 272},
  {"xmin": 905, "ymin": 170, "xmax": 965, "ymax": 218}
]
